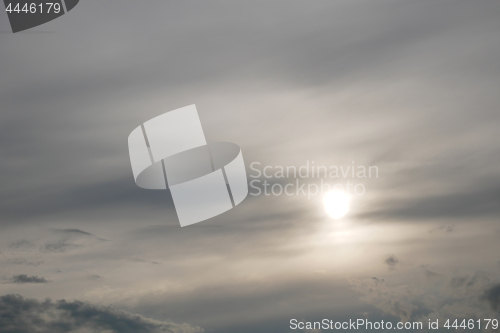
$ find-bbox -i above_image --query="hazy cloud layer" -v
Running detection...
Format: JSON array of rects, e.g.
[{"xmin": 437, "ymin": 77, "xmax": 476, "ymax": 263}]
[{"xmin": 0, "ymin": 0, "xmax": 500, "ymax": 332}]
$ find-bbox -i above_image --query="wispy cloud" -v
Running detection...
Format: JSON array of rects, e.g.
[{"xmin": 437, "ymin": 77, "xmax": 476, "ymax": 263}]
[{"xmin": 9, "ymin": 275, "xmax": 48, "ymax": 284}]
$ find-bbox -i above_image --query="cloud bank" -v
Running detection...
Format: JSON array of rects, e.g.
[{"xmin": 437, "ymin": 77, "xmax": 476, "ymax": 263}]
[{"xmin": 0, "ymin": 294, "xmax": 203, "ymax": 333}]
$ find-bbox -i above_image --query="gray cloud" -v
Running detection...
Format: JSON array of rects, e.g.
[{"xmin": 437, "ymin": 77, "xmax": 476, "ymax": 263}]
[
  {"xmin": 424, "ymin": 269, "xmax": 440, "ymax": 279},
  {"xmin": 8, "ymin": 240, "xmax": 35, "ymax": 251},
  {"xmin": 371, "ymin": 277, "xmax": 385, "ymax": 285},
  {"xmin": 0, "ymin": 178, "xmax": 175, "ymax": 222},
  {"xmin": 9, "ymin": 259, "xmax": 43, "ymax": 267},
  {"xmin": 483, "ymin": 284, "xmax": 500, "ymax": 312},
  {"xmin": 41, "ymin": 240, "xmax": 81, "ymax": 254},
  {"xmin": 9, "ymin": 275, "xmax": 48, "ymax": 284},
  {"xmin": 39, "ymin": 228, "xmax": 108, "ymax": 254},
  {"xmin": 122, "ymin": 276, "xmax": 362, "ymax": 331},
  {"xmin": 359, "ymin": 181, "xmax": 500, "ymax": 221},
  {"xmin": 0, "ymin": 294, "xmax": 202, "ymax": 333},
  {"xmin": 351, "ymin": 269, "xmax": 500, "ymax": 324},
  {"xmin": 1, "ymin": 0, "xmax": 500, "ymax": 331},
  {"xmin": 54, "ymin": 228, "xmax": 102, "ymax": 237},
  {"xmin": 384, "ymin": 255, "xmax": 399, "ymax": 270},
  {"xmin": 450, "ymin": 276, "xmax": 468, "ymax": 289}
]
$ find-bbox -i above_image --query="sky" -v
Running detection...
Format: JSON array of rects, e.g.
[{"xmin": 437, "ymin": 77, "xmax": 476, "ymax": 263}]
[{"xmin": 0, "ymin": 0, "xmax": 500, "ymax": 332}]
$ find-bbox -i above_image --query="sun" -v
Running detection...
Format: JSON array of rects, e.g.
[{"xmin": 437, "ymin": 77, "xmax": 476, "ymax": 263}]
[{"xmin": 323, "ymin": 190, "xmax": 350, "ymax": 219}]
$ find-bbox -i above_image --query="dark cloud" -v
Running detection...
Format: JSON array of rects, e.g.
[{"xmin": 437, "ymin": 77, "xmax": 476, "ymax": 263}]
[
  {"xmin": 52, "ymin": 228, "xmax": 109, "ymax": 241},
  {"xmin": 371, "ymin": 277, "xmax": 385, "ymax": 285},
  {"xmin": 0, "ymin": 294, "xmax": 202, "ymax": 333},
  {"xmin": 483, "ymin": 284, "xmax": 500, "ymax": 312},
  {"xmin": 9, "ymin": 275, "xmax": 48, "ymax": 284},
  {"xmin": 384, "ymin": 255, "xmax": 399, "ymax": 270},
  {"xmin": 9, "ymin": 258, "xmax": 43, "ymax": 266}
]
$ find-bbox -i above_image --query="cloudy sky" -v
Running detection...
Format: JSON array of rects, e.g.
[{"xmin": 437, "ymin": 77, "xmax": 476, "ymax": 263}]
[{"xmin": 1, "ymin": 1, "xmax": 500, "ymax": 332}]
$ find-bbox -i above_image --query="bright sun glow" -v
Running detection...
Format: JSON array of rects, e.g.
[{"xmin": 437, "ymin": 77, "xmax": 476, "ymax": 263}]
[{"xmin": 323, "ymin": 190, "xmax": 350, "ymax": 219}]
